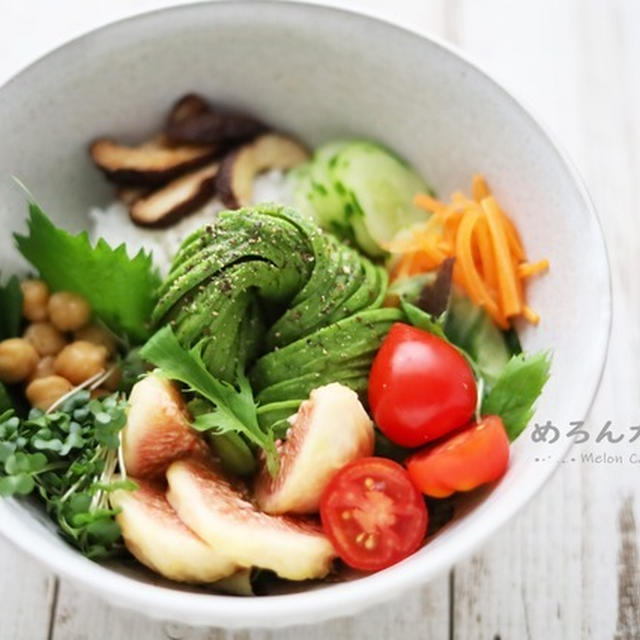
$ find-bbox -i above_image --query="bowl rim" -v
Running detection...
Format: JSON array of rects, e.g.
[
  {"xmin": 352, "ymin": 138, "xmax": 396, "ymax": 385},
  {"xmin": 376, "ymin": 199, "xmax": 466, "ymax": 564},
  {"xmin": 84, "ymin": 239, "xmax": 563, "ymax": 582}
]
[{"xmin": 0, "ymin": 0, "xmax": 612, "ymax": 628}]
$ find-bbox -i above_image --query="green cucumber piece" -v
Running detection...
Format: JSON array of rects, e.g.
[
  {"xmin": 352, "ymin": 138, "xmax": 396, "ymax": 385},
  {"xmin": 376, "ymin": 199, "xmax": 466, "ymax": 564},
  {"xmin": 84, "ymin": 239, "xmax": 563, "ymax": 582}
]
[{"xmin": 330, "ymin": 141, "xmax": 431, "ymax": 253}]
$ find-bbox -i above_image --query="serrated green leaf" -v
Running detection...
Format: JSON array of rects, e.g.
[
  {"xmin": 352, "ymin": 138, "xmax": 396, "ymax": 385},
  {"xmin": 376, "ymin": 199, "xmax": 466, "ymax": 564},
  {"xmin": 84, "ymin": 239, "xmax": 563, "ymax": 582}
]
[
  {"xmin": 14, "ymin": 202, "xmax": 160, "ymax": 341},
  {"xmin": 481, "ymin": 351, "xmax": 552, "ymax": 440},
  {"xmin": 140, "ymin": 326, "xmax": 279, "ymax": 475}
]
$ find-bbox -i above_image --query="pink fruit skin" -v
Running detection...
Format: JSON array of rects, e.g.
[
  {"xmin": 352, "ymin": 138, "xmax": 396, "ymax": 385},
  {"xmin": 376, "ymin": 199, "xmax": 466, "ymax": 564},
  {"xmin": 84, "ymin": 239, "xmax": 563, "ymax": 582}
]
[{"xmin": 122, "ymin": 374, "xmax": 208, "ymax": 479}]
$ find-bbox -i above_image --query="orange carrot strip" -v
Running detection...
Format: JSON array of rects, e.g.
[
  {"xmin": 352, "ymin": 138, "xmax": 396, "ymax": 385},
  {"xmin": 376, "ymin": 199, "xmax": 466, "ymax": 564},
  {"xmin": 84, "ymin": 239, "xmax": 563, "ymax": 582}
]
[
  {"xmin": 501, "ymin": 212, "xmax": 526, "ymax": 261},
  {"xmin": 472, "ymin": 174, "xmax": 490, "ymax": 202},
  {"xmin": 409, "ymin": 251, "xmax": 440, "ymax": 274},
  {"xmin": 414, "ymin": 193, "xmax": 448, "ymax": 215},
  {"xmin": 456, "ymin": 209, "xmax": 508, "ymax": 327},
  {"xmin": 474, "ymin": 215, "xmax": 499, "ymax": 293},
  {"xmin": 518, "ymin": 259, "xmax": 550, "ymax": 278},
  {"xmin": 482, "ymin": 196, "xmax": 522, "ymax": 317},
  {"xmin": 390, "ymin": 253, "xmax": 415, "ymax": 282},
  {"xmin": 522, "ymin": 305, "xmax": 540, "ymax": 325},
  {"xmin": 383, "ymin": 211, "xmax": 445, "ymax": 253}
]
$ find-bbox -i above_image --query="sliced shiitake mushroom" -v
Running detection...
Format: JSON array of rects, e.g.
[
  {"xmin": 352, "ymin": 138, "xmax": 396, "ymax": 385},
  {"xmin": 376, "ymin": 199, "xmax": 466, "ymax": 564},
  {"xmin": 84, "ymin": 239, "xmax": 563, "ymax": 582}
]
[
  {"xmin": 89, "ymin": 135, "xmax": 218, "ymax": 186},
  {"xmin": 129, "ymin": 162, "xmax": 219, "ymax": 228},
  {"xmin": 166, "ymin": 105, "xmax": 266, "ymax": 146},
  {"xmin": 166, "ymin": 93, "xmax": 211, "ymax": 128},
  {"xmin": 116, "ymin": 186, "xmax": 150, "ymax": 206},
  {"xmin": 216, "ymin": 133, "xmax": 310, "ymax": 209}
]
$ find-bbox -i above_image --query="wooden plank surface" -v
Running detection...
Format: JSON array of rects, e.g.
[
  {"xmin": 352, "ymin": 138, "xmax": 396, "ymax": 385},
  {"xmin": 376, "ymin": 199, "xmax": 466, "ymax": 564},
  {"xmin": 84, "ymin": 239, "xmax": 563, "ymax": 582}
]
[{"xmin": 0, "ymin": 1, "xmax": 638, "ymax": 638}]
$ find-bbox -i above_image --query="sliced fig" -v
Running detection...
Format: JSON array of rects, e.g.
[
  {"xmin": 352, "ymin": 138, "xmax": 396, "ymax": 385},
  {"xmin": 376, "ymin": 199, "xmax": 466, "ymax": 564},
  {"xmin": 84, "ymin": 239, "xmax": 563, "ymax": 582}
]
[
  {"xmin": 216, "ymin": 133, "xmax": 310, "ymax": 208},
  {"xmin": 89, "ymin": 135, "xmax": 218, "ymax": 186},
  {"xmin": 166, "ymin": 93, "xmax": 211, "ymax": 128},
  {"xmin": 110, "ymin": 477, "xmax": 237, "ymax": 583},
  {"xmin": 166, "ymin": 458, "xmax": 336, "ymax": 580},
  {"xmin": 166, "ymin": 105, "xmax": 266, "ymax": 146},
  {"xmin": 129, "ymin": 162, "xmax": 219, "ymax": 228},
  {"xmin": 254, "ymin": 383, "xmax": 374, "ymax": 515},
  {"xmin": 122, "ymin": 373, "xmax": 208, "ymax": 479}
]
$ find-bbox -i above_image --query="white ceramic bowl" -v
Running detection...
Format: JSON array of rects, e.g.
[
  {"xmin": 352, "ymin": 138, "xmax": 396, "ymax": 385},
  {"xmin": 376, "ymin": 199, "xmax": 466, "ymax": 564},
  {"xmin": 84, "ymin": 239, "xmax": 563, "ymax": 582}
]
[{"xmin": 0, "ymin": 1, "xmax": 610, "ymax": 628}]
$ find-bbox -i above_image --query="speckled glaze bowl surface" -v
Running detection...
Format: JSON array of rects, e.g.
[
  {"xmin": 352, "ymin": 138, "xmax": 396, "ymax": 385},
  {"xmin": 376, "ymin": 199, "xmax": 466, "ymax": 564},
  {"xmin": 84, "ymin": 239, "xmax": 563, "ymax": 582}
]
[{"xmin": 0, "ymin": 1, "xmax": 610, "ymax": 628}]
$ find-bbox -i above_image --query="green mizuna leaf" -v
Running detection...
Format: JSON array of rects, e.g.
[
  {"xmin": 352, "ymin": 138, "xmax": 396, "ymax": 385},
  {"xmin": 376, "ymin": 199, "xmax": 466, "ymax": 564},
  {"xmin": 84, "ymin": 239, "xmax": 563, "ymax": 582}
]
[
  {"xmin": 140, "ymin": 326, "xmax": 279, "ymax": 475},
  {"xmin": 481, "ymin": 351, "xmax": 551, "ymax": 440},
  {"xmin": 14, "ymin": 203, "xmax": 160, "ymax": 342}
]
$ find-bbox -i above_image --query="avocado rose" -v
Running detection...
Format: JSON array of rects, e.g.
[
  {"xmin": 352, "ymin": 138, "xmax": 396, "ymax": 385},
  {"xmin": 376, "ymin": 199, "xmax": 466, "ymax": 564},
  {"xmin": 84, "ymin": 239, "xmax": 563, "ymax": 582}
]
[{"xmin": 152, "ymin": 204, "xmax": 402, "ymax": 432}]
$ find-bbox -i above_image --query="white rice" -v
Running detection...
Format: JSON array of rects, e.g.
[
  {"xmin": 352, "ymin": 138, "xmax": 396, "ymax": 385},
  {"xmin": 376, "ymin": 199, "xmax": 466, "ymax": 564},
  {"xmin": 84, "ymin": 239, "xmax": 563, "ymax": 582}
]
[{"xmin": 89, "ymin": 169, "xmax": 294, "ymax": 275}]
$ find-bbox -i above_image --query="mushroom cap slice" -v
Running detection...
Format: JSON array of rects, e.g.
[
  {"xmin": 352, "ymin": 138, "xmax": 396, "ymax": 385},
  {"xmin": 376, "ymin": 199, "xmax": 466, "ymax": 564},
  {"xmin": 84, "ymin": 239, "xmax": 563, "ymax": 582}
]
[
  {"xmin": 89, "ymin": 135, "xmax": 218, "ymax": 186},
  {"xmin": 166, "ymin": 93, "xmax": 211, "ymax": 128},
  {"xmin": 217, "ymin": 133, "xmax": 310, "ymax": 209},
  {"xmin": 129, "ymin": 162, "xmax": 219, "ymax": 228},
  {"xmin": 166, "ymin": 107, "xmax": 266, "ymax": 145}
]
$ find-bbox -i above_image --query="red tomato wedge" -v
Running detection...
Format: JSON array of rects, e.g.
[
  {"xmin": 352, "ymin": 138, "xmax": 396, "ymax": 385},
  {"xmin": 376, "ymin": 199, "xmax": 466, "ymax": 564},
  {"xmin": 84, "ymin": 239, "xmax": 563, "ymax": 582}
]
[
  {"xmin": 406, "ymin": 415, "xmax": 510, "ymax": 498},
  {"xmin": 368, "ymin": 323, "xmax": 477, "ymax": 448},
  {"xmin": 320, "ymin": 457, "xmax": 428, "ymax": 571}
]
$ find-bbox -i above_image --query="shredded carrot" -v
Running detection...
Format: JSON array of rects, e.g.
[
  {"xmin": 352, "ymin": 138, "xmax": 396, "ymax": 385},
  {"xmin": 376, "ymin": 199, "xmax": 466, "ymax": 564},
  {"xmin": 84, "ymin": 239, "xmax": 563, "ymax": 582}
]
[
  {"xmin": 390, "ymin": 174, "xmax": 549, "ymax": 327},
  {"xmin": 474, "ymin": 216, "xmax": 499, "ymax": 294},
  {"xmin": 522, "ymin": 305, "xmax": 541, "ymax": 325},
  {"xmin": 501, "ymin": 212, "xmax": 525, "ymax": 262},
  {"xmin": 456, "ymin": 210, "xmax": 507, "ymax": 327},
  {"xmin": 518, "ymin": 259, "xmax": 549, "ymax": 278},
  {"xmin": 472, "ymin": 174, "xmax": 490, "ymax": 202},
  {"xmin": 482, "ymin": 197, "xmax": 522, "ymax": 317},
  {"xmin": 413, "ymin": 193, "xmax": 449, "ymax": 215}
]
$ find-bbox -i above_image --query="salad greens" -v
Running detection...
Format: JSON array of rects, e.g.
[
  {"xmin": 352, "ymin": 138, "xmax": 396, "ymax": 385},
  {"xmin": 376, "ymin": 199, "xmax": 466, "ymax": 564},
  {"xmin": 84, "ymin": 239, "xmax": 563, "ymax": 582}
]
[
  {"xmin": 0, "ymin": 391, "xmax": 133, "ymax": 558},
  {"xmin": 139, "ymin": 326, "xmax": 279, "ymax": 475},
  {"xmin": 0, "ymin": 274, "xmax": 22, "ymax": 341},
  {"xmin": 14, "ymin": 203, "xmax": 160, "ymax": 342},
  {"xmin": 482, "ymin": 351, "xmax": 551, "ymax": 440}
]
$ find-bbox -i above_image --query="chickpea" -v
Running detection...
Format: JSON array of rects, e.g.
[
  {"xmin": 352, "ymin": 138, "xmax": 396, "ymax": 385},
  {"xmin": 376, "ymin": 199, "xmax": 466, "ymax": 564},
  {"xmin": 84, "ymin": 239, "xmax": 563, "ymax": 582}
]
[
  {"xmin": 21, "ymin": 279, "xmax": 49, "ymax": 322},
  {"xmin": 0, "ymin": 338, "xmax": 39, "ymax": 383},
  {"xmin": 28, "ymin": 356, "xmax": 57, "ymax": 382},
  {"xmin": 26, "ymin": 375, "xmax": 73, "ymax": 411},
  {"xmin": 101, "ymin": 365, "xmax": 122, "ymax": 392},
  {"xmin": 75, "ymin": 324, "xmax": 117, "ymax": 356},
  {"xmin": 54, "ymin": 340, "xmax": 108, "ymax": 385},
  {"xmin": 48, "ymin": 292, "xmax": 91, "ymax": 332},
  {"xmin": 23, "ymin": 322, "xmax": 67, "ymax": 356}
]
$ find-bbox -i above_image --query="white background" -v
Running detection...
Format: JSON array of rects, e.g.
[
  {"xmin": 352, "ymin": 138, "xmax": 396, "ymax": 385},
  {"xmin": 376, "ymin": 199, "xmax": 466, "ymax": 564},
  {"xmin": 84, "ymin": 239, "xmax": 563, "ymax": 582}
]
[{"xmin": 0, "ymin": 1, "xmax": 639, "ymax": 638}]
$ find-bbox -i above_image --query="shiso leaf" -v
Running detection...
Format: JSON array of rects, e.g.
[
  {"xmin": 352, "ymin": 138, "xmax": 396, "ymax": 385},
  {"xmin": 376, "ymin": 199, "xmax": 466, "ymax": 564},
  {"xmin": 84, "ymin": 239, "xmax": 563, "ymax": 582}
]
[
  {"xmin": 14, "ymin": 202, "xmax": 160, "ymax": 342},
  {"xmin": 481, "ymin": 351, "xmax": 551, "ymax": 440}
]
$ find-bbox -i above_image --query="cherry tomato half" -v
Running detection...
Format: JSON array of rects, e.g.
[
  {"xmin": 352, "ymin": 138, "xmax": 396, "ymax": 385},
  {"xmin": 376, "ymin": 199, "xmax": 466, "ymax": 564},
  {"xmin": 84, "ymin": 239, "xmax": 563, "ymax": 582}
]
[
  {"xmin": 320, "ymin": 457, "xmax": 428, "ymax": 571},
  {"xmin": 368, "ymin": 323, "xmax": 477, "ymax": 448},
  {"xmin": 406, "ymin": 415, "xmax": 510, "ymax": 498}
]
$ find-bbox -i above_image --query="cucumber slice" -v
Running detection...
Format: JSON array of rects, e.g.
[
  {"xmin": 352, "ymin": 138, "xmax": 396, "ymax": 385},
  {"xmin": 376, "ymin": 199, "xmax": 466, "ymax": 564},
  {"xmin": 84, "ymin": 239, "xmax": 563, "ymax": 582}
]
[
  {"xmin": 307, "ymin": 141, "xmax": 350, "ymax": 221},
  {"xmin": 330, "ymin": 141, "xmax": 431, "ymax": 251}
]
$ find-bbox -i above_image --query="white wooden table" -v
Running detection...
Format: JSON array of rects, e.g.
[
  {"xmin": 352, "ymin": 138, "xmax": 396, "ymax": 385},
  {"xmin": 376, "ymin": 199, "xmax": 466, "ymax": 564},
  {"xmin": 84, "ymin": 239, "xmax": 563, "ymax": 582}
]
[{"xmin": 1, "ymin": 1, "xmax": 638, "ymax": 638}]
